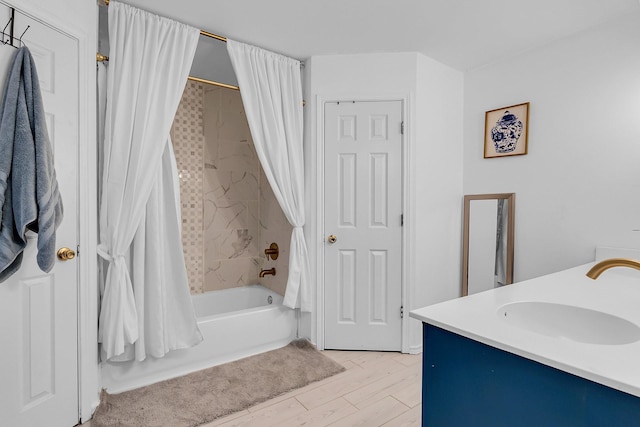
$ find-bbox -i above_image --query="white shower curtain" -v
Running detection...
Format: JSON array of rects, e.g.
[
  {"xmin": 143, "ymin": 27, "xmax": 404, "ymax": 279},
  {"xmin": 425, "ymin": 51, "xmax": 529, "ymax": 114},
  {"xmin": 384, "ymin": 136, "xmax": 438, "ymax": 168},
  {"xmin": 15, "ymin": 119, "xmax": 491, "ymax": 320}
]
[
  {"xmin": 227, "ymin": 39, "xmax": 311, "ymax": 312},
  {"xmin": 98, "ymin": 1, "xmax": 202, "ymax": 361}
]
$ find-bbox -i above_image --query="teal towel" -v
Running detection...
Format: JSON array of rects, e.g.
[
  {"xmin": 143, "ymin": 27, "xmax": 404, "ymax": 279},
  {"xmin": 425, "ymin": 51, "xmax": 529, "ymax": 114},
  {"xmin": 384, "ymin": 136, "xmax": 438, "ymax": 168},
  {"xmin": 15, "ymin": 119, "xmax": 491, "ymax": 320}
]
[{"xmin": 0, "ymin": 46, "xmax": 63, "ymax": 282}]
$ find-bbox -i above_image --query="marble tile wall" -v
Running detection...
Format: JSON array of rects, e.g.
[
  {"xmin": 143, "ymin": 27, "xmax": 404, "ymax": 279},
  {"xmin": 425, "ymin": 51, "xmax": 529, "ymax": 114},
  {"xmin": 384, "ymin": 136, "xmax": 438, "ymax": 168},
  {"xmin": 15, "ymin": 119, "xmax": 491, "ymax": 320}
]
[
  {"xmin": 258, "ymin": 168, "xmax": 293, "ymax": 296},
  {"xmin": 172, "ymin": 81, "xmax": 291, "ymax": 296},
  {"xmin": 202, "ymin": 86, "xmax": 261, "ymax": 292}
]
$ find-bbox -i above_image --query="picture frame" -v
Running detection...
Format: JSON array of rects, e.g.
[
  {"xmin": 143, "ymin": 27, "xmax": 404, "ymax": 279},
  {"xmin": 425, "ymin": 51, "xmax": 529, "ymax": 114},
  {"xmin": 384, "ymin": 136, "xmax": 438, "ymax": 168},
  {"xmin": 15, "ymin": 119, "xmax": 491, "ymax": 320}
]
[{"xmin": 484, "ymin": 102, "xmax": 529, "ymax": 158}]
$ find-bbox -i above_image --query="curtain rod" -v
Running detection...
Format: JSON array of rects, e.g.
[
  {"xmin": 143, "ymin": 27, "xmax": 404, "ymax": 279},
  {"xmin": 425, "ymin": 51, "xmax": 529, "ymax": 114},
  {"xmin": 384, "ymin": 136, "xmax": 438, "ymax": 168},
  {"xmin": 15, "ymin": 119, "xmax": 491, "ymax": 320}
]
[
  {"xmin": 95, "ymin": 32, "xmax": 228, "ymax": 60},
  {"xmin": 96, "ymin": 53, "xmax": 239, "ymax": 91},
  {"xmin": 100, "ymin": 0, "xmax": 228, "ymax": 43},
  {"xmin": 98, "ymin": 0, "xmax": 305, "ymax": 67},
  {"xmin": 97, "ymin": 0, "xmax": 237, "ymax": 90},
  {"xmin": 187, "ymin": 76, "xmax": 238, "ymax": 91},
  {"xmin": 96, "ymin": 50, "xmax": 239, "ymax": 91}
]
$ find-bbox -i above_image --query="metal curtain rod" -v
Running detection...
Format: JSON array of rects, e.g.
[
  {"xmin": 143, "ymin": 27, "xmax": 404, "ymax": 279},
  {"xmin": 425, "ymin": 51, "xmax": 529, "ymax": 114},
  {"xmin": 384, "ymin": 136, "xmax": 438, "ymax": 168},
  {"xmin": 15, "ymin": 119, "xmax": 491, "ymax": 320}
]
[
  {"xmin": 187, "ymin": 76, "xmax": 238, "ymax": 91},
  {"xmin": 97, "ymin": 0, "xmax": 236, "ymax": 89},
  {"xmin": 98, "ymin": 0, "xmax": 304, "ymax": 66},
  {"xmin": 99, "ymin": 0, "xmax": 228, "ymax": 43},
  {"xmin": 95, "ymin": 31, "xmax": 227, "ymax": 59},
  {"xmin": 95, "ymin": 51, "xmax": 239, "ymax": 91},
  {"xmin": 200, "ymin": 30, "xmax": 226, "ymax": 43}
]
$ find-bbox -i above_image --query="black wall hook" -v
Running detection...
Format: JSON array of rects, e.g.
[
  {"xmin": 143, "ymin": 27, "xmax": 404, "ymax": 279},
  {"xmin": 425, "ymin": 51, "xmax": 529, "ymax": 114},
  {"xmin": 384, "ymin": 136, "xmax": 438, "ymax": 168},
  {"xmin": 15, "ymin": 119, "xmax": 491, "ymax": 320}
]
[{"xmin": 1, "ymin": 7, "xmax": 30, "ymax": 49}]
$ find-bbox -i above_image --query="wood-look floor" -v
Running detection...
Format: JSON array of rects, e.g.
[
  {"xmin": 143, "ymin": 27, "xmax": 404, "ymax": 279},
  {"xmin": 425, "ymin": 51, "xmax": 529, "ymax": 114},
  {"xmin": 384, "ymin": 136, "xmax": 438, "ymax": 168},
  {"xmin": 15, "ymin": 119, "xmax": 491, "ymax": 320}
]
[
  {"xmin": 200, "ymin": 350, "xmax": 422, "ymax": 427},
  {"xmin": 81, "ymin": 350, "xmax": 422, "ymax": 427}
]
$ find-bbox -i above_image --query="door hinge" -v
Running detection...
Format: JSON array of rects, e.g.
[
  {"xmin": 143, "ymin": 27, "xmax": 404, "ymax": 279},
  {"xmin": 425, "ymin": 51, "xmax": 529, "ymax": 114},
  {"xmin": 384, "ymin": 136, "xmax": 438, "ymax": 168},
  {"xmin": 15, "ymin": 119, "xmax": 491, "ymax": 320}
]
[
  {"xmin": 400, "ymin": 306, "xmax": 404, "ymax": 318},
  {"xmin": 400, "ymin": 121, "xmax": 404, "ymax": 135}
]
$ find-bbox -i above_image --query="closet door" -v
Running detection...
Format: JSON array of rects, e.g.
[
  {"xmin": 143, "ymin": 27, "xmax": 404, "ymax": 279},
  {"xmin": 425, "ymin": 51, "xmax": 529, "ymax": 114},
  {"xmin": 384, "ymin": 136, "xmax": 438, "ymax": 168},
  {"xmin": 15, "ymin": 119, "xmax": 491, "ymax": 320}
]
[
  {"xmin": 324, "ymin": 100, "xmax": 403, "ymax": 351},
  {"xmin": 0, "ymin": 10, "xmax": 80, "ymax": 427}
]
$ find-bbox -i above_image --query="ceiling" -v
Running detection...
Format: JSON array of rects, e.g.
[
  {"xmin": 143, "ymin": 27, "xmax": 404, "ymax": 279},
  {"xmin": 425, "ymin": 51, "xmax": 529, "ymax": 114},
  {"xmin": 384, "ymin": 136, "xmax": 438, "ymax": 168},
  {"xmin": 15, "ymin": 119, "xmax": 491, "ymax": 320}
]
[{"xmin": 121, "ymin": 0, "xmax": 639, "ymax": 71}]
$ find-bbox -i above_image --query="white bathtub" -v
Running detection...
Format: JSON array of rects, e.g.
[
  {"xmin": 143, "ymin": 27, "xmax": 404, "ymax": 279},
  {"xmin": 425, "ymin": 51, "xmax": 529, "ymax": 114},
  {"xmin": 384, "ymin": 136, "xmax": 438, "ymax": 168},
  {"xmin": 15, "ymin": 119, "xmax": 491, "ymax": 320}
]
[{"xmin": 100, "ymin": 285, "xmax": 297, "ymax": 393}]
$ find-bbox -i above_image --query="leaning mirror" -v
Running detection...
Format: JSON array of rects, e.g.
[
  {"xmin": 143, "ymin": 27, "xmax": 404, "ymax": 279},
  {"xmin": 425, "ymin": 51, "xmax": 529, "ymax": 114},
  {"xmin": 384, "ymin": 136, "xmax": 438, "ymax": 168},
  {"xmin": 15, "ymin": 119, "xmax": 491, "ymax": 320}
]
[{"xmin": 462, "ymin": 193, "xmax": 515, "ymax": 296}]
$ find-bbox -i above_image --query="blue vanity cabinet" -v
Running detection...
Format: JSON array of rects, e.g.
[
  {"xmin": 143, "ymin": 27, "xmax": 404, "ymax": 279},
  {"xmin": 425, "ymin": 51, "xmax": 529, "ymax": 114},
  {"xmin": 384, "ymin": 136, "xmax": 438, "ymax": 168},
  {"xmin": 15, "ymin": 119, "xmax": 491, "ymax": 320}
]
[{"xmin": 422, "ymin": 324, "xmax": 640, "ymax": 426}]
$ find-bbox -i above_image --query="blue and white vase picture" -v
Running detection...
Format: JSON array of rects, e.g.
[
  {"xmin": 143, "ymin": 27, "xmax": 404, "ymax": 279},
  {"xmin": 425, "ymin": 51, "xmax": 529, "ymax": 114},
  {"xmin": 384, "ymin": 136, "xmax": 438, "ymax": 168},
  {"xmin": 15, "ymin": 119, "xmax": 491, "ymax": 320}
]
[
  {"xmin": 484, "ymin": 102, "xmax": 529, "ymax": 158},
  {"xmin": 491, "ymin": 110, "xmax": 523, "ymax": 153}
]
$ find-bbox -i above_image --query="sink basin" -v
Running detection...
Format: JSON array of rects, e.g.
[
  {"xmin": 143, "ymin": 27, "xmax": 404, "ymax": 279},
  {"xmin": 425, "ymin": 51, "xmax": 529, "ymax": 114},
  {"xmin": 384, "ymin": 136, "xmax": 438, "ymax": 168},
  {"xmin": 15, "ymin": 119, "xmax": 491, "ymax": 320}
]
[{"xmin": 497, "ymin": 301, "xmax": 640, "ymax": 345}]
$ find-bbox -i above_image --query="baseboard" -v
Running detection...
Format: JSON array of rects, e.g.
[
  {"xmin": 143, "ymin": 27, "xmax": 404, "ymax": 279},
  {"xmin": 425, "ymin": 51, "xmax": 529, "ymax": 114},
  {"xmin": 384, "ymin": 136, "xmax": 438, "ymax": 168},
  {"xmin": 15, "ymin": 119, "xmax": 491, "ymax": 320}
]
[{"xmin": 409, "ymin": 343, "xmax": 423, "ymax": 355}]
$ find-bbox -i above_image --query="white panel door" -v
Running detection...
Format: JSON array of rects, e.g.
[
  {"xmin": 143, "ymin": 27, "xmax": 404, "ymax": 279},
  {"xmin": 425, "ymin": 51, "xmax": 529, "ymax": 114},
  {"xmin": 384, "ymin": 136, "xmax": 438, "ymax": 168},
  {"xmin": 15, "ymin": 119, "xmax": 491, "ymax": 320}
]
[
  {"xmin": 324, "ymin": 100, "xmax": 403, "ymax": 351},
  {"xmin": 0, "ymin": 11, "xmax": 79, "ymax": 427}
]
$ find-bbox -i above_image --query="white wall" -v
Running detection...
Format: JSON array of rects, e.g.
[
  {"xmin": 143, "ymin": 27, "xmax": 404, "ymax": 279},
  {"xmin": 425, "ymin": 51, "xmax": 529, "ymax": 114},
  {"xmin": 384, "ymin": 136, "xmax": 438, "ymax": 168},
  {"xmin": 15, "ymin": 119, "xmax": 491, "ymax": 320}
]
[
  {"xmin": 303, "ymin": 52, "xmax": 416, "ymax": 348},
  {"xmin": 463, "ymin": 11, "xmax": 640, "ymax": 282},
  {"xmin": 303, "ymin": 52, "xmax": 463, "ymax": 351},
  {"xmin": 413, "ymin": 54, "xmax": 464, "ymax": 348}
]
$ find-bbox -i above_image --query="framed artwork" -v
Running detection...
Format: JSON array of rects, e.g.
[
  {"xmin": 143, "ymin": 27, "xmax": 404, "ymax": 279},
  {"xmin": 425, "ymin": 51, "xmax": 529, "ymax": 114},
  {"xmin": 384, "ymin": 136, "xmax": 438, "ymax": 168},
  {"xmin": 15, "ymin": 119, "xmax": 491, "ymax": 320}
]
[{"xmin": 484, "ymin": 102, "xmax": 529, "ymax": 158}]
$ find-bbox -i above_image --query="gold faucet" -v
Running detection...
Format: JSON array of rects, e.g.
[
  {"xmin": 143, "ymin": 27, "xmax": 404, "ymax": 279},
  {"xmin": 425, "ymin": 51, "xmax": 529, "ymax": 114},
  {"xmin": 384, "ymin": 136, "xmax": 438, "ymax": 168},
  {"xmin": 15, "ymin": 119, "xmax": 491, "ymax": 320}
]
[
  {"xmin": 586, "ymin": 258, "xmax": 640, "ymax": 279},
  {"xmin": 259, "ymin": 267, "xmax": 276, "ymax": 278},
  {"xmin": 264, "ymin": 243, "xmax": 279, "ymax": 260}
]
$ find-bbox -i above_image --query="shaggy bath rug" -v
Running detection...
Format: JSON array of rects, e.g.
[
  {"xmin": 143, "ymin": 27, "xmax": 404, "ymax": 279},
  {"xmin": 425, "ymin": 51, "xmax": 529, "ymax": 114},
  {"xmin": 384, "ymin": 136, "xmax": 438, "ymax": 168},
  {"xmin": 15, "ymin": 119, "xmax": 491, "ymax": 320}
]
[{"xmin": 92, "ymin": 340, "xmax": 345, "ymax": 427}]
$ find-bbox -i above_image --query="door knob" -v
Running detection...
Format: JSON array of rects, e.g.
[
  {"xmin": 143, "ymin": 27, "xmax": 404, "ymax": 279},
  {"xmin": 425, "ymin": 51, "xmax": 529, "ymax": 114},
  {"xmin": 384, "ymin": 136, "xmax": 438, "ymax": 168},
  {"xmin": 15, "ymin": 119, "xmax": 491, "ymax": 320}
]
[
  {"xmin": 328, "ymin": 234, "xmax": 337, "ymax": 244},
  {"xmin": 57, "ymin": 247, "xmax": 76, "ymax": 261}
]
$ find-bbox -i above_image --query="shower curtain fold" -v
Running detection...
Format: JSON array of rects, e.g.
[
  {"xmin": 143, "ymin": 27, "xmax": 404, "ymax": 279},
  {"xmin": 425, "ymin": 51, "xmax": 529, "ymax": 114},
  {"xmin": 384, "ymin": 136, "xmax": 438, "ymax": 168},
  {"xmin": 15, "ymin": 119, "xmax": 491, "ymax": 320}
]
[
  {"xmin": 98, "ymin": 1, "xmax": 202, "ymax": 361},
  {"xmin": 227, "ymin": 39, "xmax": 311, "ymax": 312}
]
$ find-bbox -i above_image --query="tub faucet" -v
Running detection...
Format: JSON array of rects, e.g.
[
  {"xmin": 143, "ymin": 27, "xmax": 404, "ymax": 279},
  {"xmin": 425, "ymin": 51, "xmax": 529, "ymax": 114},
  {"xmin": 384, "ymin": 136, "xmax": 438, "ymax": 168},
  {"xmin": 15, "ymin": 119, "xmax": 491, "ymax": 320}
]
[
  {"xmin": 259, "ymin": 267, "xmax": 276, "ymax": 278},
  {"xmin": 586, "ymin": 258, "xmax": 640, "ymax": 279}
]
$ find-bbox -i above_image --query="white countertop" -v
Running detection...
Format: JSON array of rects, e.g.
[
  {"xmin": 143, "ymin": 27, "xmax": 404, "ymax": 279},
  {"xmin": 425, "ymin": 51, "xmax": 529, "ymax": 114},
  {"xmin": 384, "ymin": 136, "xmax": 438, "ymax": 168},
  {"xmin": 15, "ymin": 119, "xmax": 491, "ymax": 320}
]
[{"xmin": 410, "ymin": 262, "xmax": 640, "ymax": 397}]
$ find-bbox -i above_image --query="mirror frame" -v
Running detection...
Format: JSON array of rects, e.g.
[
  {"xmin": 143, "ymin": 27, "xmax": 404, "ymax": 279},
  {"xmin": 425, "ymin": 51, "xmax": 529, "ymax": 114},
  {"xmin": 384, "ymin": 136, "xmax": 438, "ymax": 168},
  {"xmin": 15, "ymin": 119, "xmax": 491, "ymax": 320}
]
[{"xmin": 462, "ymin": 193, "xmax": 515, "ymax": 296}]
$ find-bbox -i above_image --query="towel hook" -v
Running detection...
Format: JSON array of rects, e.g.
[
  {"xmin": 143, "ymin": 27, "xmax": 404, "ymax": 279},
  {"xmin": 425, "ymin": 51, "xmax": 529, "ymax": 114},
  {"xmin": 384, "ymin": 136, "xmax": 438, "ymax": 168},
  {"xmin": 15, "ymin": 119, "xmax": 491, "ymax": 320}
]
[
  {"xmin": 18, "ymin": 25, "xmax": 30, "ymax": 43},
  {"xmin": 1, "ymin": 15, "xmax": 12, "ymax": 46},
  {"xmin": 7, "ymin": 7, "xmax": 14, "ymax": 46},
  {"xmin": 1, "ymin": 7, "xmax": 30, "ymax": 48}
]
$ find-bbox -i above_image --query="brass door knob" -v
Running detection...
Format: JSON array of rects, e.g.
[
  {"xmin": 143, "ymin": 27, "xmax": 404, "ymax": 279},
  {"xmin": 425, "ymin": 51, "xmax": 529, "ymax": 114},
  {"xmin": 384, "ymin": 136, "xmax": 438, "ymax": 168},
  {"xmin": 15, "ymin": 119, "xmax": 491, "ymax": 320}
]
[
  {"xmin": 328, "ymin": 235, "xmax": 337, "ymax": 244},
  {"xmin": 57, "ymin": 247, "xmax": 76, "ymax": 261}
]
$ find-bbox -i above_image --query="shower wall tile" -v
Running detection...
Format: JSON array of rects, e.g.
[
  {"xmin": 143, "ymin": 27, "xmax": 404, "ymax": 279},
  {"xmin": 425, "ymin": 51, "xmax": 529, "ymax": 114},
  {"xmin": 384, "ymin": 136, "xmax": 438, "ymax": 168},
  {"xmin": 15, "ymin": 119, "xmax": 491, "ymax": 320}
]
[
  {"xmin": 205, "ymin": 228, "xmax": 259, "ymax": 261},
  {"xmin": 218, "ymin": 140, "xmax": 259, "ymax": 172},
  {"xmin": 259, "ymin": 167, "xmax": 293, "ymax": 297},
  {"xmin": 247, "ymin": 201, "xmax": 260, "ymax": 232},
  {"xmin": 227, "ymin": 171, "xmax": 260, "ymax": 201},
  {"xmin": 203, "ymin": 86, "xmax": 266, "ymax": 292},
  {"xmin": 203, "ymin": 88, "xmax": 220, "ymax": 168},
  {"xmin": 174, "ymin": 83, "xmax": 292, "ymax": 295},
  {"xmin": 220, "ymin": 86, "xmax": 245, "ymax": 112},
  {"xmin": 203, "ymin": 196, "xmax": 248, "ymax": 230},
  {"xmin": 171, "ymin": 79, "xmax": 204, "ymax": 294},
  {"xmin": 203, "ymin": 133, "xmax": 218, "ymax": 169},
  {"xmin": 204, "ymin": 169, "xmax": 260, "ymax": 202},
  {"xmin": 204, "ymin": 258, "xmax": 261, "ymax": 292},
  {"xmin": 218, "ymin": 111, "xmax": 253, "ymax": 143},
  {"xmin": 204, "ymin": 169, "xmax": 231, "ymax": 201},
  {"xmin": 259, "ymin": 259, "xmax": 290, "ymax": 297},
  {"xmin": 260, "ymin": 168, "xmax": 292, "ymax": 232}
]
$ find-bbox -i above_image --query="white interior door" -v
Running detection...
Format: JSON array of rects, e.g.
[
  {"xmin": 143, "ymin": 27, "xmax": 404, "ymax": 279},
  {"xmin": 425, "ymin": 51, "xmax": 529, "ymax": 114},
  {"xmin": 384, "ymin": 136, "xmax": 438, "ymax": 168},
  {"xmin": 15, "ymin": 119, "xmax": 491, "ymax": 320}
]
[
  {"xmin": 0, "ymin": 10, "xmax": 79, "ymax": 427},
  {"xmin": 324, "ymin": 100, "xmax": 403, "ymax": 351}
]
